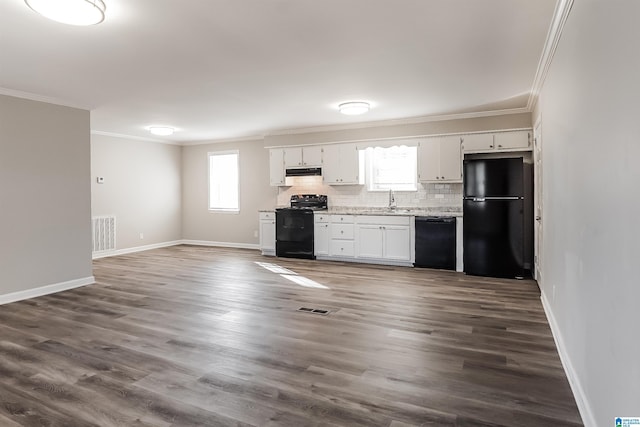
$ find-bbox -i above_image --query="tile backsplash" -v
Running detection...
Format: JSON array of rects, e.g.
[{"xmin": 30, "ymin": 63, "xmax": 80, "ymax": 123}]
[{"xmin": 276, "ymin": 176, "xmax": 462, "ymax": 210}]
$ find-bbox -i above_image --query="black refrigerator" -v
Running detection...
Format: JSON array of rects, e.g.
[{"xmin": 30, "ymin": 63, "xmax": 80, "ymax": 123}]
[{"xmin": 463, "ymin": 158, "xmax": 529, "ymax": 279}]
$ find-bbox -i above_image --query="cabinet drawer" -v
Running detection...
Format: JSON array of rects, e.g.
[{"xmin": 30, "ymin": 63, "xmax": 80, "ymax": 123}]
[
  {"xmin": 356, "ymin": 215, "xmax": 411, "ymax": 226},
  {"xmin": 331, "ymin": 224, "xmax": 354, "ymax": 239},
  {"xmin": 330, "ymin": 240, "xmax": 355, "ymax": 257},
  {"xmin": 259, "ymin": 212, "xmax": 275, "ymax": 220},
  {"xmin": 314, "ymin": 213, "xmax": 330, "ymax": 223},
  {"xmin": 331, "ymin": 215, "xmax": 354, "ymax": 224}
]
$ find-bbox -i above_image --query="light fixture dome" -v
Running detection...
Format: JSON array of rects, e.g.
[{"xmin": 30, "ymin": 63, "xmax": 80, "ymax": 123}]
[
  {"xmin": 148, "ymin": 126, "xmax": 175, "ymax": 136},
  {"xmin": 339, "ymin": 102, "xmax": 370, "ymax": 116},
  {"xmin": 25, "ymin": 0, "xmax": 106, "ymax": 26}
]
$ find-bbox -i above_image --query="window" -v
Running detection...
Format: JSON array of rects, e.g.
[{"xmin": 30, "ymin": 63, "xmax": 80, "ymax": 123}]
[
  {"xmin": 360, "ymin": 145, "xmax": 417, "ymax": 191},
  {"xmin": 208, "ymin": 150, "xmax": 239, "ymax": 212}
]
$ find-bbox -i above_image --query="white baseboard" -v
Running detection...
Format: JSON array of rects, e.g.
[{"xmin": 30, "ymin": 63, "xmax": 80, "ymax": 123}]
[
  {"xmin": 92, "ymin": 240, "xmax": 183, "ymax": 259},
  {"xmin": 0, "ymin": 276, "xmax": 95, "ymax": 306},
  {"xmin": 181, "ymin": 240, "xmax": 260, "ymax": 250},
  {"xmin": 540, "ymin": 291, "xmax": 596, "ymax": 427}
]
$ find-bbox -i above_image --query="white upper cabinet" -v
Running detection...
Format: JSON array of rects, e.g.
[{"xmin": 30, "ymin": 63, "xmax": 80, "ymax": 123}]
[
  {"xmin": 269, "ymin": 148, "xmax": 286, "ymax": 186},
  {"xmin": 283, "ymin": 146, "xmax": 323, "ymax": 168},
  {"xmin": 494, "ymin": 131, "xmax": 531, "ymax": 150},
  {"xmin": 461, "ymin": 131, "xmax": 531, "ymax": 153},
  {"xmin": 322, "ymin": 143, "xmax": 359, "ymax": 185},
  {"xmin": 418, "ymin": 136, "xmax": 462, "ymax": 182},
  {"xmin": 460, "ymin": 133, "xmax": 494, "ymax": 152}
]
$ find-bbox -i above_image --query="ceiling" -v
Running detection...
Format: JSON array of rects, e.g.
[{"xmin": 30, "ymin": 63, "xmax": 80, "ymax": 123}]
[{"xmin": 0, "ymin": 0, "xmax": 558, "ymax": 143}]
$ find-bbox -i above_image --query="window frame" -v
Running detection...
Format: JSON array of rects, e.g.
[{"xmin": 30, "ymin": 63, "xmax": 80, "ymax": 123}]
[
  {"xmin": 359, "ymin": 145, "xmax": 418, "ymax": 192},
  {"xmin": 208, "ymin": 150, "xmax": 240, "ymax": 213}
]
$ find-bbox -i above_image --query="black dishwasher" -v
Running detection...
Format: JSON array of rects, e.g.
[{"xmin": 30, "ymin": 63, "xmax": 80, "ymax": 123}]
[{"xmin": 414, "ymin": 216, "xmax": 456, "ymax": 270}]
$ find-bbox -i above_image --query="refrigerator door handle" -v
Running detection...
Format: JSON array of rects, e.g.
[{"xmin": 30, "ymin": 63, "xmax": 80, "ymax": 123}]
[
  {"xmin": 473, "ymin": 197, "xmax": 486, "ymax": 202},
  {"xmin": 481, "ymin": 196, "xmax": 523, "ymax": 200}
]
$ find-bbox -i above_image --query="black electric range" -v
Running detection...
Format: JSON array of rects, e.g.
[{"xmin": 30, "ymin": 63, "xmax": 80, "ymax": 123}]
[{"xmin": 275, "ymin": 195, "xmax": 327, "ymax": 259}]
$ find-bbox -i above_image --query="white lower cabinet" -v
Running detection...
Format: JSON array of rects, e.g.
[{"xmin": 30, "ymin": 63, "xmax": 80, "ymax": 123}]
[
  {"xmin": 312, "ymin": 213, "xmax": 414, "ymax": 266},
  {"xmin": 355, "ymin": 216, "xmax": 412, "ymax": 263},
  {"xmin": 314, "ymin": 213, "xmax": 330, "ymax": 256},
  {"xmin": 259, "ymin": 212, "xmax": 276, "ymax": 255},
  {"xmin": 356, "ymin": 225, "xmax": 384, "ymax": 259},
  {"xmin": 329, "ymin": 215, "xmax": 355, "ymax": 257}
]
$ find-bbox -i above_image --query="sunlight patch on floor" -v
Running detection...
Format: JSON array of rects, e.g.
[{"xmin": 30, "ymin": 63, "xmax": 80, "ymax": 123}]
[{"xmin": 255, "ymin": 262, "xmax": 330, "ymax": 289}]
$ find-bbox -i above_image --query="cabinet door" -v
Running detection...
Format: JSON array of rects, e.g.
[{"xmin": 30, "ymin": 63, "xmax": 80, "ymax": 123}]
[
  {"xmin": 494, "ymin": 131, "xmax": 531, "ymax": 150},
  {"xmin": 269, "ymin": 149, "xmax": 285, "ymax": 186},
  {"xmin": 383, "ymin": 226, "xmax": 411, "ymax": 261},
  {"xmin": 283, "ymin": 148, "xmax": 303, "ymax": 168},
  {"xmin": 322, "ymin": 144, "xmax": 359, "ymax": 185},
  {"xmin": 439, "ymin": 136, "xmax": 462, "ymax": 181},
  {"xmin": 302, "ymin": 146, "xmax": 323, "ymax": 166},
  {"xmin": 337, "ymin": 144, "xmax": 360, "ymax": 184},
  {"xmin": 356, "ymin": 225, "xmax": 384, "ymax": 259},
  {"xmin": 417, "ymin": 139, "xmax": 440, "ymax": 182},
  {"xmin": 259, "ymin": 219, "xmax": 275, "ymax": 252},
  {"xmin": 461, "ymin": 134, "xmax": 494, "ymax": 152},
  {"xmin": 314, "ymin": 223, "xmax": 330, "ymax": 256},
  {"xmin": 321, "ymin": 145, "xmax": 341, "ymax": 184}
]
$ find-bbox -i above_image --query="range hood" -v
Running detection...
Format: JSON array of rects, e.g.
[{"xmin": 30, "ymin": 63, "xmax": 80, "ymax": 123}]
[{"xmin": 285, "ymin": 167, "xmax": 322, "ymax": 177}]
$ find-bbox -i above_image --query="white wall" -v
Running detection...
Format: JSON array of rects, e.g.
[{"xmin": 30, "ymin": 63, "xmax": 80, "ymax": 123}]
[
  {"xmin": 0, "ymin": 95, "xmax": 93, "ymax": 300},
  {"xmin": 537, "ymin": 1, "xmax": 640, "ymax": 425},
  {"xmin": 182, "ymin": 139, "xmax": 277, "ymax": 246},
  {"xmin": 91, "ymin": 134, "xmax": 182, "ymax": 251}
]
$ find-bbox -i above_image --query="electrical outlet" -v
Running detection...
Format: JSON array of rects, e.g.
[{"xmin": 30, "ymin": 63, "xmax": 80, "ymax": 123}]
[
  {"xmin": 139, "ymin": 233, "xmax": 144, "ymax": 240},
  {"xmin": 96, "ymin": 177, "xmax": 104, "ymax": 184},
  {"xmin": 253, "ymin": 230, "xmax": 258, "ymax": 238}
]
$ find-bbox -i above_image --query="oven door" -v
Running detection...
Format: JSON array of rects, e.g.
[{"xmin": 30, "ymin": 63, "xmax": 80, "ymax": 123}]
[{"xmin": 276, "ymin": 209, "xmax": 314, "ymax": 259}]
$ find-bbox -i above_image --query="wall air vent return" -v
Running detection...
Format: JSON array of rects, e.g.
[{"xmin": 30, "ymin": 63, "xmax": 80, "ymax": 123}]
[{"xmin": 92, "ymin": 216, "xmax": 116, "ymax": 253}]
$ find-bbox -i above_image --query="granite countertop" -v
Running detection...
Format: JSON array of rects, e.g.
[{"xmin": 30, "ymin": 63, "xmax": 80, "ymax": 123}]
[
  {"xmin": 326, "ymin": 207, "xmax": 462, "ymax": 217},
  {"xmin": 259, "ymin": 207, "xmax": 462, "ymax": 217}
]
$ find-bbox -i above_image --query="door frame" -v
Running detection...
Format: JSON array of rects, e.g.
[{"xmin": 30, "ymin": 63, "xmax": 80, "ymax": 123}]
[{"xmin": 533, "ymin": 119, "xmax": 543, "ymax": 283}]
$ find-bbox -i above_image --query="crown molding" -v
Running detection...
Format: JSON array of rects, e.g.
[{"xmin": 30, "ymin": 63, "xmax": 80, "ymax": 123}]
[
  {"xmin": 180, "ymin": 134, "xmax": 265, "ymax": 146},
  {"xmin": 0, "ymin": 87, "xmax": 91, "ymax": 110},
  {"xmin": 266, "ymin": 107, "xmax": 530, "ymax": 137},
  {"xmin": 527, "ymin": 0, "xmax": 574, "ymax": 110},
  {"xmin": 91, "ymin": 130, "xmax": 181, "ymax": 145}
]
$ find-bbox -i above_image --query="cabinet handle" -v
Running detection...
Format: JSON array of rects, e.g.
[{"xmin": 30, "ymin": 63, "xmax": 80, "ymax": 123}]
[
  {"xmin": 498, "ymin": 145, "xmax": 503, "ymax": 148},
  {"xmin": 341, "ymin": 230, "xmax": 344, "ymax": 234},
  {"xmin": 441, "ymin": 176, "xmax": 445, "ymax": 179},
  {"xmin": 490, "ymin": 145, "xmax": 494, "ymax": 148}
]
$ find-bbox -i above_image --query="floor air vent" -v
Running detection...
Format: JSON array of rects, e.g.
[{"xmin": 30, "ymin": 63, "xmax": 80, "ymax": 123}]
[{"xmin": 298, "ymin": 307, "xmax": 331, "ymax": 315}]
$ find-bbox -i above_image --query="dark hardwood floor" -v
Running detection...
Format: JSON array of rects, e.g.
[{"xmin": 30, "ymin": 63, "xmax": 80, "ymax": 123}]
[{"xmin": 0, "ymin": 245, "xmax": 582, "ymax": 426}]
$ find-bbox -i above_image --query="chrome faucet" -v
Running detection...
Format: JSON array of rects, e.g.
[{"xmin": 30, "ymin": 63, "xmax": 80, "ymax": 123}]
[{"xmin": 388, "ymin": 189, "xmax": 397, "ymax": 210}]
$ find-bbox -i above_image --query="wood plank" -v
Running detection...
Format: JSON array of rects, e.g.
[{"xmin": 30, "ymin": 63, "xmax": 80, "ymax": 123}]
[{"xmin": 0, "ymin": 245, "xmax": 582, "ymax": 426}]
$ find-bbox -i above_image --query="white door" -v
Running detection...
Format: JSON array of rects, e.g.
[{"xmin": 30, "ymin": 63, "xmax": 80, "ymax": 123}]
[
  {"xmin": 314, "ymin": 223, "xmax": 330, "ymax": 256},
  {"xmin": 533, "ymin": 121, "xmax": 543, "ymax": 282},
  {"xmin": 269, "ymin": 149, "xmax": 285, "ymax": 186},
  {"xmin": 259, "ymin": 219, "xmax": 275, "ymax": 251},
  {"xmin": 417, "ymin": 139, "xmax": 440, "ymax": 182},
  {"xmin": 383, "ymin": 226, "xmax": 412, "ymax": 261},
  {"xmin": 302, "ymin": 146, "xmax": 323, "ymax": 167},
  {"xmin": 439, "ymin": 136, "xmax": 462, "ymax": 181},
  {"xmin": 357, "ymin": 225, "xmax": 384, "ymax": 258},
  {"xmin": 321, "ymin": 145, "xmax": 341, "ymax": 184},
  {"xmin": 283, "ymin": 148, "xmax": 303, "ymax": 168}
]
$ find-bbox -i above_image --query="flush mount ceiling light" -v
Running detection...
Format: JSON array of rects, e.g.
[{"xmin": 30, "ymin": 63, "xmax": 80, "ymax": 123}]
[
  {"xmin": 338, "ymin": 102, "xmax": 370, "ymax": 116},
  {"xmin": 25, "ymin": 0, "xmax": 106, "ymax": 26},
  {"xmin": 148, "ymin": 126, "xmax": 175, "ymax": 136}
]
